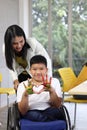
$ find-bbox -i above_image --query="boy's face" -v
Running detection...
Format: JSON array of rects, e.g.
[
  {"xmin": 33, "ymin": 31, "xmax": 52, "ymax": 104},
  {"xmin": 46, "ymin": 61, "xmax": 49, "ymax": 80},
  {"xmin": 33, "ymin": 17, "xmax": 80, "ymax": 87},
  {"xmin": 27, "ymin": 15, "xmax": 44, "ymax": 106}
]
[{"xmin": 30, "ymin": 63, "xmax": 48, "ymax": 82}]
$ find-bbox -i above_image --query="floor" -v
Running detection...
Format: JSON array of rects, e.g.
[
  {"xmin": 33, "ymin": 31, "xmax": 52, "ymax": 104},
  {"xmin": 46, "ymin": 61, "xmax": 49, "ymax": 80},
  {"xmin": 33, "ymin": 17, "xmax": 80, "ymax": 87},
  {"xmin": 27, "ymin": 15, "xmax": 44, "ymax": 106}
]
[
  {"xmin": 0, "ymin": 106, "xmax": 7, "ymax": 130},
  {"xmin": 0, "ymin": 103, "xmax": 87, "ymax": 130}
]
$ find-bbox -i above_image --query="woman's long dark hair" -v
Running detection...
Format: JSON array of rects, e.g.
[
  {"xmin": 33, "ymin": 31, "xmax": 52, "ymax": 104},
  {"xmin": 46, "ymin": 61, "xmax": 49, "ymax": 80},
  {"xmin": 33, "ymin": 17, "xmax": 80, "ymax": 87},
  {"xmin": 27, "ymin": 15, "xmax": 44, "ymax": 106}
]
[{"xmin": 4, "ymin": 24, "xmax": 30, "ymax": 70}]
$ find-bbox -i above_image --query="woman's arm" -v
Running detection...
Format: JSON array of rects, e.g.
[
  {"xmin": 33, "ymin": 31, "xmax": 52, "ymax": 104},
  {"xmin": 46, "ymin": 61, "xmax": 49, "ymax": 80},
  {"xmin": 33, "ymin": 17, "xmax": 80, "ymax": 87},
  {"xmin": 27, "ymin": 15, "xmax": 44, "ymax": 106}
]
[{"xmin": 9, "ymin": 69, "xmax": 19, "ymax": 90}]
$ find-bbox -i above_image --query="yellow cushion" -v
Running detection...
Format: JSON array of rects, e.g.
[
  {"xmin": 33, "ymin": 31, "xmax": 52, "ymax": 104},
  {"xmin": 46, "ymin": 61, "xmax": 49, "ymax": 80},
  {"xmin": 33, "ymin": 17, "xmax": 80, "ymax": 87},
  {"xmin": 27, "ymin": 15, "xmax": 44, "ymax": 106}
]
[{"xmin": 0, "ymin": 88, "xmax": 15, "ymax": 95}]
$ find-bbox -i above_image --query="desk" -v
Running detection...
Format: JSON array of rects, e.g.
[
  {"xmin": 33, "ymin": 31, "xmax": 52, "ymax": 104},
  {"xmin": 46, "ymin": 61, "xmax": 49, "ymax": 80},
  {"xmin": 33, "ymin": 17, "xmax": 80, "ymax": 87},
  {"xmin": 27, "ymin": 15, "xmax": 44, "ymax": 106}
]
[
  {"xmin": 68, "ymin": 80, "xmax": 87, "ymax": 95},
  {"xmin": 65, "ymin": 80, "xmax": 87, "ymax": 129}
]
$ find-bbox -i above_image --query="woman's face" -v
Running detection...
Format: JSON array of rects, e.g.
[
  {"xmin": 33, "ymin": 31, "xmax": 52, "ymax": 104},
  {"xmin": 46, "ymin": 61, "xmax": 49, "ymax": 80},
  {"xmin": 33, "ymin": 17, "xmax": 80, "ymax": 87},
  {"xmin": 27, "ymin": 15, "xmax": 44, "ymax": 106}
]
[{"xmin": 12, "ymin": 36, "xmax": 25, "ymax": 52}]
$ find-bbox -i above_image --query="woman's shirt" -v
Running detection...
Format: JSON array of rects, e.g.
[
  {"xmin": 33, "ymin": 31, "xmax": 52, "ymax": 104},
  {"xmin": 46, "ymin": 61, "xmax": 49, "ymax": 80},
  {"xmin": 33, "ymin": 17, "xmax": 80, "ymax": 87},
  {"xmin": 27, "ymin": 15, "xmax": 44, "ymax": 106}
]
[
  {"xmin": 15, "ymin": 56, "xmax": 28, "ymax": 69},
  {"xmin": 9, "ymin": 37, "xmax": 52, "ymax": 81}
]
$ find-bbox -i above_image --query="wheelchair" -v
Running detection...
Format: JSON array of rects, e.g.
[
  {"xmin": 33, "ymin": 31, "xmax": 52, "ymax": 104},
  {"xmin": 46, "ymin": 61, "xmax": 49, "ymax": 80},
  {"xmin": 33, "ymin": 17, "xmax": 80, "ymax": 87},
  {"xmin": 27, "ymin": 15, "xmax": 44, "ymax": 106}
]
[{"xmin": 7, "ymin": 102, "xmax": 71, "ymax": 130}]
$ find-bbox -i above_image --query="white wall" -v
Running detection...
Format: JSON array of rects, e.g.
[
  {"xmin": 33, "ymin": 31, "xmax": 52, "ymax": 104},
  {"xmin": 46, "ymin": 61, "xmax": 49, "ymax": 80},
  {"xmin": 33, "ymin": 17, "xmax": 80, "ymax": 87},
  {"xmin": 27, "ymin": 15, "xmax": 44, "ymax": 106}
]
[{"xmin": 0, "ymin": 0, "xmax": 19, "ymax": 107}]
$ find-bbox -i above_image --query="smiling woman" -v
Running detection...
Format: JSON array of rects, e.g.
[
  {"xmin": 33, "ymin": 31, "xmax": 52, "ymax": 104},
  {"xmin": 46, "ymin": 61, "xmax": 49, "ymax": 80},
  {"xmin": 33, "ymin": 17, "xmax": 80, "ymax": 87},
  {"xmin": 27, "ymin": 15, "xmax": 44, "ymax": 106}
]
[{"xmin": 4, "ymin": 25, "xmax": 52, "ymax": 91}]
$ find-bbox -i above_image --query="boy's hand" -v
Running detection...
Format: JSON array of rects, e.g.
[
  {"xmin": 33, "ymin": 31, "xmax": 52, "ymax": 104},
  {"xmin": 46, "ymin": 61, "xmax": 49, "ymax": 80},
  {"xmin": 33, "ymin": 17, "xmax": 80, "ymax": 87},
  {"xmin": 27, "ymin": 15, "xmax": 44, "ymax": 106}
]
[
  {"xmin": 23, "ymin": 81, "xmax": 33, "ymax": 94},
  {"xmin": 26, "ymin": 87, "xmax": 33, "ymax": 94},
  {"xmin": 42, "ymin": 74, "xmax": 52, "ymax": 89}
]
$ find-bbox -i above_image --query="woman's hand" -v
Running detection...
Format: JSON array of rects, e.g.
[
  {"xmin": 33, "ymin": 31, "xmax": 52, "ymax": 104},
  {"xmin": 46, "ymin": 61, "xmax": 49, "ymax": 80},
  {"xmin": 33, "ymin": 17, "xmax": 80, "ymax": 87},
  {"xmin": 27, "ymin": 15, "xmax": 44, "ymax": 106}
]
[{"xmin": 13, "ymin": 79, "xmax": 19, "ymax": 91}]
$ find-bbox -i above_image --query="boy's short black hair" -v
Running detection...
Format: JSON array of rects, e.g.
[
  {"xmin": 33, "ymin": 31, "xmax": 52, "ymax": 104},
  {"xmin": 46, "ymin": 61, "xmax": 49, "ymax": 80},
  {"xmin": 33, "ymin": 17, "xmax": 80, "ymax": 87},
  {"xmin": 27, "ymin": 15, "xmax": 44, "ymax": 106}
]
[{"xmin": 30, "ymin": 55, "xmax": 47, "ymax": 67}]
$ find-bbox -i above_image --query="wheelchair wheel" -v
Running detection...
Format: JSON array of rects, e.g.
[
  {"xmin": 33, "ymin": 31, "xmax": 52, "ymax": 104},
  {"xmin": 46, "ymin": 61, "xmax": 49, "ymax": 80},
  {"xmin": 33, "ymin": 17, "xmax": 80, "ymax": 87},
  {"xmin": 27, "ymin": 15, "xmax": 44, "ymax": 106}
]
[
  {"xmin": 7, "ymin": 106, "xmax": 17, "ymax": 130},
  {"xmin": 7, "ymin": 103, "xmax": 20, "ymax": 130},
  {"xmin": 7, "ymin": 106, "xmax": 14, "ymax": 130}
]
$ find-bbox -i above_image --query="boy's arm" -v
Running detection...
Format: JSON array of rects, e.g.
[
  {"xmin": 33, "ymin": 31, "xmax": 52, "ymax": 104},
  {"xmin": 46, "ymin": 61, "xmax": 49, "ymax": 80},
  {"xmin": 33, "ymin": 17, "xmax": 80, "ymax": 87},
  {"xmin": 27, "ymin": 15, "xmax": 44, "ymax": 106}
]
[
  {"xmin": 18, "ymin": 90, "xmax": 29, "ymax": 115},
  {"xmin": 42, "ymin": 76, "xmax": 62, "ymax": 107},
  {"xmin": 49, "ymin": 87, "xmax": 62, "ymax": 108}
]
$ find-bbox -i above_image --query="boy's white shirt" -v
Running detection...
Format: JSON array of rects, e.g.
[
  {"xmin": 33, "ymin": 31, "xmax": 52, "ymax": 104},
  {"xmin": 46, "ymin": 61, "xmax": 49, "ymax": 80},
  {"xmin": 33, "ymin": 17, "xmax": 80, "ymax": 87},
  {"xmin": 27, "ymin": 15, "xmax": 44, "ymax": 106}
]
[{"xmin": 17, "ymin": 78, "xmax": 62, "ymax": 110}]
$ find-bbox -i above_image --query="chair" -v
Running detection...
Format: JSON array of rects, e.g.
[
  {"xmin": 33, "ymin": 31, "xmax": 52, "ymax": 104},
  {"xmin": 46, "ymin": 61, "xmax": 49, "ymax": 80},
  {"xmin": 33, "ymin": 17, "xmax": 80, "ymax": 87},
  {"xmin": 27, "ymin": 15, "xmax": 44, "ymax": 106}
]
[
  {"xmin": 58, "ymin": 67, "xmax": 77, "ymax": 92},
  {"xmin": 0, "ymin": 73, "xmax": 15, "ymax": 127},
  {"xmin": 7, "ymin": 102, "xmax": 71, "ymax": 130},
  {"xmin": 0, "ymin": 73, "xmax": 2, "ymax": 87},
  {"xmin": 74, "ymin": 65, "xmax": 87, "ymax": 86},
  {"xmin": 0, "ymin": 87, "xmax": 15, "ymax": 107},
  {"xmin": 58, "ymin": 65, "xmax": 87, "ymax": 129},
  {"xmin": 0, "ymin": 73, "xmax": 15, "ymax": 107}
]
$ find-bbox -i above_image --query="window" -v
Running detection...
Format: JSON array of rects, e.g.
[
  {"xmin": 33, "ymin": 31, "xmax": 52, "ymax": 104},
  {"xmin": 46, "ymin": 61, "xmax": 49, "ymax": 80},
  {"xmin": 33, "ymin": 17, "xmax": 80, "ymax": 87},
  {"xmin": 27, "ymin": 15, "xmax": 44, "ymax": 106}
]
[{"xmin": 31, "ymin": 0, "xmax": 87, "ymax": 77}]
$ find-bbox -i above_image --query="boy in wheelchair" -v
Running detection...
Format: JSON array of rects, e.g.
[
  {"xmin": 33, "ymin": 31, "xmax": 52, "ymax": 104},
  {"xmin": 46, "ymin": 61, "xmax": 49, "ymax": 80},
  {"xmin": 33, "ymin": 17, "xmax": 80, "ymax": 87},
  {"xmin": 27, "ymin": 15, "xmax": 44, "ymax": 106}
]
[{"xmin": 16, "ymin": 55, "xmax": 65, "ymax": 122}]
